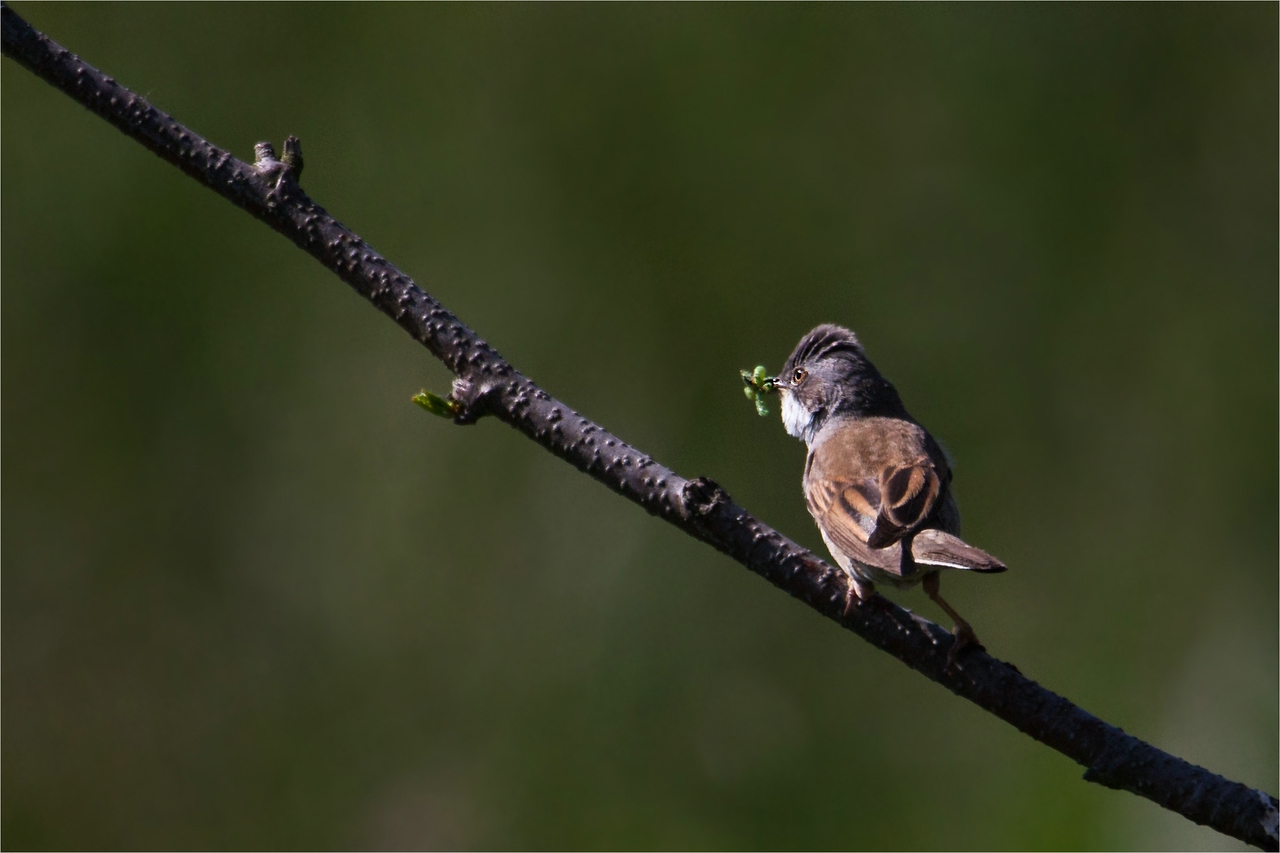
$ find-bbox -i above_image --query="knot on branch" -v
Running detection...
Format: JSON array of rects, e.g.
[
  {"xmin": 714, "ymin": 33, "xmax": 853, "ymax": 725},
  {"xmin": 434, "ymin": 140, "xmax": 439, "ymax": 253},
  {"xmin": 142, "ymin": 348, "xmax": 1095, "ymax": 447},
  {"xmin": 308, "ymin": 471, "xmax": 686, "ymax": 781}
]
[
  {"xmin": 682, "ymin": 477, "xmax": 731, "ymax": 519},
  {"xmin": 280, "ymin": 135, "xmax": 304, "ymax": 176},
  {"xmin": 1082, "ymin": 745, "xmax": 1132, "ymax": 791},
  {"xmin": 253, "ymin": 137, "xmax": 304, "ymax": 203},
  {"xmin": 448, "ymin": 377, "xmax": 495, "ymax": 426}
]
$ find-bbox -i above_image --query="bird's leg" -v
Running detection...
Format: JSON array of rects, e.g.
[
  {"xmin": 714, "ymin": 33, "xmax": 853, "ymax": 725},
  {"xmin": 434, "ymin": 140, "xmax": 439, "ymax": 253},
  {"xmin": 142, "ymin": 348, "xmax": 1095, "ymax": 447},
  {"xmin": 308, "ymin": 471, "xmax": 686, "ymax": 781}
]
[
  {"xmin": 843, "ymin": 575, "xmax": 872, "ymax": 616},
  {"xmin": 922, "ymin": 571, "xmax": 979, "ymax": 666}
]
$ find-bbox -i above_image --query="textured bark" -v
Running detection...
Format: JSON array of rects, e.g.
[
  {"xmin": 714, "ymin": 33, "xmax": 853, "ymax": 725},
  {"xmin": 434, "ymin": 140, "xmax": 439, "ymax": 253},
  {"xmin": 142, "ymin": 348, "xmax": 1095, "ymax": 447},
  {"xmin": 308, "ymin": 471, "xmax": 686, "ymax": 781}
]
[{"xmin": 4, "ymin": 4, "xmax": 1276, "ymax": 849}]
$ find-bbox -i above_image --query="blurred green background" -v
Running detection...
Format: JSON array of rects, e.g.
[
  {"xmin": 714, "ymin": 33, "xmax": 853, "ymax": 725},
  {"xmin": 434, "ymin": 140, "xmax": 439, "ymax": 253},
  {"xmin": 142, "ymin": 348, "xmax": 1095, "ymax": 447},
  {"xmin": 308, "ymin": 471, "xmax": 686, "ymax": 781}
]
[{"xmin": 4, "ymin": 4, "xmax": 1276, "ymax": 849}]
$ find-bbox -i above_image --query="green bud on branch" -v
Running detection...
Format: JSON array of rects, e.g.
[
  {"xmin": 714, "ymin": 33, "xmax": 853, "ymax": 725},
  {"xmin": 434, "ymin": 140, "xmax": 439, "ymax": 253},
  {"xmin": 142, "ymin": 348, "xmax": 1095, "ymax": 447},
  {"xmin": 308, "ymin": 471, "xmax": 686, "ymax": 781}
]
[{"xmin": 412, "ymin": 389, "xmax": 461, "ymax": 419}]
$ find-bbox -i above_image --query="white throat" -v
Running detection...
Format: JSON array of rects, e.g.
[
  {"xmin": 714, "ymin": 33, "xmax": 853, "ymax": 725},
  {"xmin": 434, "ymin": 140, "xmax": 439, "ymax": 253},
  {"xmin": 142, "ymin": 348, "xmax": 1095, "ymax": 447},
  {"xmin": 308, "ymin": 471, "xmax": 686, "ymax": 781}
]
[{"xmin": 780, "ymin": 391, "xmax": 819, "ymax": 446}]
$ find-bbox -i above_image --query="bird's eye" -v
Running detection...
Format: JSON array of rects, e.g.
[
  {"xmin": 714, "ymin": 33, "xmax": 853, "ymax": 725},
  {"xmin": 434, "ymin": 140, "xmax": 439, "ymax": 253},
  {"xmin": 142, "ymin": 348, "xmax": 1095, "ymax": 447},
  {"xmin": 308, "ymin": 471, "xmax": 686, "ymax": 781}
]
[{"xmin": 792, "ymin": 367, "xmax": 806, "ymax": 383}]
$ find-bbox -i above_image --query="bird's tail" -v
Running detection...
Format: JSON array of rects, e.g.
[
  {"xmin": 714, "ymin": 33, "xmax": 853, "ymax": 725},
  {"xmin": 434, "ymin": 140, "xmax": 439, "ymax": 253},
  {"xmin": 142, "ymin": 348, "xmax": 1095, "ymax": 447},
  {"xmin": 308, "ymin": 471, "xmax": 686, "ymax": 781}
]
[{"xmin": 911, "ymin": 529, "xmax": 1007, "ymax": 573}]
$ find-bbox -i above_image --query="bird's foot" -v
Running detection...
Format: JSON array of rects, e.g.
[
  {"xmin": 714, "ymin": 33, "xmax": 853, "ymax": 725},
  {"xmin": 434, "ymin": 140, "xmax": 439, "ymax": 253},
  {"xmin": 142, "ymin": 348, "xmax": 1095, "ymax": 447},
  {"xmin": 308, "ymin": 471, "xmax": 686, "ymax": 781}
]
[
  {"xmin": 945, "ymin": 623, "xmax": 981, "ymax": 669},
  {"xmin": 842, "ymin": 583, "xmax": 859, "ymax": 616},
  {"xmin": 841, "ymin": 577, "xmax": 872, "ymax": 616}
]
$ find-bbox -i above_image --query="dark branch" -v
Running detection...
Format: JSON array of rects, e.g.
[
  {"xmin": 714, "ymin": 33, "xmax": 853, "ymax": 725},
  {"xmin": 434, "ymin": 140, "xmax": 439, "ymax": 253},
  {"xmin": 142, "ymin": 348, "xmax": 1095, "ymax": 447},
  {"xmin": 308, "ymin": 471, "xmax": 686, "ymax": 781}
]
[{"xmin": 3, "ymin": 4, "xmax": 1275, "ymax": 849}]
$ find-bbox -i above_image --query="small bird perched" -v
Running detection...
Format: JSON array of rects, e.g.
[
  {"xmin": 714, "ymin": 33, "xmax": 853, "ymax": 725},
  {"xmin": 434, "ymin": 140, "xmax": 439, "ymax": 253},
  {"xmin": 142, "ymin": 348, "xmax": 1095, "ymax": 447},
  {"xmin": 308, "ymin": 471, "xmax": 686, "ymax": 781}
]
[{"xmin": 772, "ymin": 324, "xmax": 1006, "ymax": 660}]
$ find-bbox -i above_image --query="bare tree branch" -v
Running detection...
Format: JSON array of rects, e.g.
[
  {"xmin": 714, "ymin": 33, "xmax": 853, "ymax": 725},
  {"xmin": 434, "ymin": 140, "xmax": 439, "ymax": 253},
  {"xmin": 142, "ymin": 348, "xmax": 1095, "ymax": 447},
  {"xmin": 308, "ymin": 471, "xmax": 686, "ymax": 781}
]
[{"xmin": 3, "ymin": 4, "xmax": 1275, "ymax": 849}]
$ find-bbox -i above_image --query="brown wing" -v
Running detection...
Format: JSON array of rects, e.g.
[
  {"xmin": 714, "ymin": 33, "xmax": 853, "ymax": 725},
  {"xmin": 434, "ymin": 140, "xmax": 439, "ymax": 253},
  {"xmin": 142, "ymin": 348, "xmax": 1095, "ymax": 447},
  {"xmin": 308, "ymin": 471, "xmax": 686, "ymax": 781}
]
[
  {"xmin": 804, "ymin": 473, "xmax": 906, "ymax": 577},
  {"xmin": 864, "ymin": 457, "xmax": 943, "ymax": 549}
]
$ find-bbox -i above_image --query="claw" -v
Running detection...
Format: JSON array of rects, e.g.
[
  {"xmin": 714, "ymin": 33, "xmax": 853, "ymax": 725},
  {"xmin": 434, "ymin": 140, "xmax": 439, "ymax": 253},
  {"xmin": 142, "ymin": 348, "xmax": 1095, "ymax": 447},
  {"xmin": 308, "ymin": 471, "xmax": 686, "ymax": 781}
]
[
  {"xmin": 842, "ymin": 576, "xmax": 873, "ymax": 616},
  {"xmin": 843, "ymin": 583, "xmax": 859, "ymax": 616}
]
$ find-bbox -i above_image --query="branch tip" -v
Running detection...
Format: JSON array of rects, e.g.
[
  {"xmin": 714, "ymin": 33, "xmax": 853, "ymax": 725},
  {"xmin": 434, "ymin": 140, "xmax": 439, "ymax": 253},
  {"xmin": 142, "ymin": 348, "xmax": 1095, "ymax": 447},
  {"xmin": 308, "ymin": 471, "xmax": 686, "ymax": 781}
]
[
  {"xmin": 281, "ymin": 135, "xmax": 304, "ymax": 178},
  {"xmin": 1260, "ymin": 790, "xmax": 1279, "ymax": 845},
  {"xmin": 253, "ymin": 141, "xmax": 276, "ymax": 165},
  {"xmin": 252, "ymin": 138, "xmax": 302, "ymax": 191}
]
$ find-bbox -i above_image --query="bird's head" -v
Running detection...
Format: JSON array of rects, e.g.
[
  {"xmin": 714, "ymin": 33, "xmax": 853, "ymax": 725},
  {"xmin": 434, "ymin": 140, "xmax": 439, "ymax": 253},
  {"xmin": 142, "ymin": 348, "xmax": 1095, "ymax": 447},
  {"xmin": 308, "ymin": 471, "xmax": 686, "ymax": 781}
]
[{"xmin": 774, "ymin": 324, "xmax": 905, "ymax": 444}]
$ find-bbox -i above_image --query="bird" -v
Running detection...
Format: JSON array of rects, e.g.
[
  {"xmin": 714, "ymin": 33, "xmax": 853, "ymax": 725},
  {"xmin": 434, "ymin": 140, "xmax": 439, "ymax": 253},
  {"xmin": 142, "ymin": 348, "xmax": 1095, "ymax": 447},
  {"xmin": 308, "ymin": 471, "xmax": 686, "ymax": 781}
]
[{"xmin": 771, "ymin": 324, "xmax": 1006, "ymax": 661}]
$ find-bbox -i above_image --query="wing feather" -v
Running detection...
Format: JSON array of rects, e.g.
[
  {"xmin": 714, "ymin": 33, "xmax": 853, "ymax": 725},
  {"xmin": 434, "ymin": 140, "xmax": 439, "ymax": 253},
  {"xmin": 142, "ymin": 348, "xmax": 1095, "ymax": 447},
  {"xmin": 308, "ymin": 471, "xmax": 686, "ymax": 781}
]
[
  {"xmin": 804, "ymin": 438, "xmax": 962, "ymax": 581},
  {"xmin": 804, "ymin": 472, "xmax": 907, "ymax": 577},
  {"xmin": 911, "ymin": 529, "xmax": 1007, "ymax": 573},
  {"xmin": 866, "ymin": 458, "xmax": 942, "ymax": 549}
]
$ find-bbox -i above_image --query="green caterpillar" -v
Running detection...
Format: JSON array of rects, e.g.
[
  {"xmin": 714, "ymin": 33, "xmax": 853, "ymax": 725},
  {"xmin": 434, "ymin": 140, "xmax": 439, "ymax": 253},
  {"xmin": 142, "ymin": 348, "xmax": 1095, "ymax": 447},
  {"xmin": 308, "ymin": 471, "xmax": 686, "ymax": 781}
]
[{"xmin": 739, "ymin": 365, "xmax": 776, "ymax": 417}]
